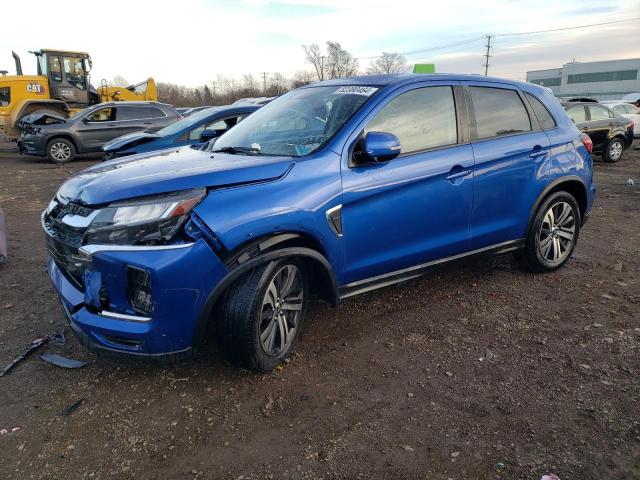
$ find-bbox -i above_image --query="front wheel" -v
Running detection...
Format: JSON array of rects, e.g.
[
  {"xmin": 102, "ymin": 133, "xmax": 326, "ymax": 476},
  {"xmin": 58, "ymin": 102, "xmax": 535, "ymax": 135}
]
[
  {"xmin": 46, "ymin": 138, "xmax": 76, "ymax": 164},
  {"xmin": 603, "ymin": 138, "xmax": 624, "ymax": 163},
  {"xmin": 217, "ymin": 258, "xmax": 308, "ymax": 371},
  {"xmin": 518, "ymin": 191, "xmax": 581, "ymax": 272}
]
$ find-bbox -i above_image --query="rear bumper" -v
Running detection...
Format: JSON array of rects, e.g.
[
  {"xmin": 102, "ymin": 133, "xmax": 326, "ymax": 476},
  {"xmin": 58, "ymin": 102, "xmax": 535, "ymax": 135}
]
[{"xmin": 47, "ymin": 239, "xmax": 228, "ymax": 359}]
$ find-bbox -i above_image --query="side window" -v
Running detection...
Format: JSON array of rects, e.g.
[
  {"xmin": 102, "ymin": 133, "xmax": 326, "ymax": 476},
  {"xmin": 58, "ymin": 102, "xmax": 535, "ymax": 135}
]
[
  {"xmin": 589, "ymin": 105, "xmax": 612, "ymax": 121},
  {"xmin": 365, "ymin": 86, "xmax": 457, "ymax": 154},
  {"xmin": 63, "ymin": 57, "xmax": 86, "ymax": 90},
  {"xmin": 566, "ymin": 106, "xmax": 586, "ymax": 123},
  {"xmin": 188, "ymin": 115, "xmax": 242, "ymax": 141},
  {"xmin": 469, "ymin": 86, "xmax": 531, "ymax": 139},
  {"xmin": 49, "ymin": 57, "xmax": 62, "ymax": 83},
  {"xmin": 118, "ymin": 106, "xmax": 166, "ymax": 120},
  {"xmin": 524, "ymin": 92, "xmax": 556, "ymax": 130},
  {"xmin": 0, "ymin": 87, "xmax": 10, "ymax": 107},
  {"xmin": 86, "ymin": 107, "xmax": 116, "ymax": 122},
  {"xmin": 612, "ymin": 105, "xmax": 626, "ymax": 114}
]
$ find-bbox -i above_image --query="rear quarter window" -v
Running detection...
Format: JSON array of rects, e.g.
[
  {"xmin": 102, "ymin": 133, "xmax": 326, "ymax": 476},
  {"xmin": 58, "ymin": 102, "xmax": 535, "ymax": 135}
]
[
  {"xmin": 524, "ymin": 92, "xmax": 557, "ymax": 130},
  {"xmin": 0, "ymin": 87, "xmax": 10, "ymax": 107},
  {"xmin": 469, "ymin": 86, "xmax": 531, "ymax": 139}
]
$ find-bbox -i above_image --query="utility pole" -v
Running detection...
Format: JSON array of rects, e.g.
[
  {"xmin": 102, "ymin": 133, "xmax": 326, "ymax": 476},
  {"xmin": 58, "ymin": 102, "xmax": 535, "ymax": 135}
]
[
  {"xmin": 261, "ymin": 72, "xmax": 268, "ymax": 94},
  {"xmin": 320, "ymin": 56, "xmax": 326, "ymax": 80},
  {"xmin": 483, "ymin": 34, "xmax": 493, "ymax": 76}
]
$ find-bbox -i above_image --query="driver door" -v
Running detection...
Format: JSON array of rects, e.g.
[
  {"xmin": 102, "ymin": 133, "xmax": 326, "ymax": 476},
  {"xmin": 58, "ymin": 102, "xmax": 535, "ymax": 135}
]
[{"xmin": 339, "ymin": 83, "xmax": 474, "ymax": 285}]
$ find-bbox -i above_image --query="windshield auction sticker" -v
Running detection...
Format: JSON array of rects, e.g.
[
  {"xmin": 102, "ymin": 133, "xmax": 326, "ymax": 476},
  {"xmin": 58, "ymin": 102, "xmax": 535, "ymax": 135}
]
[{"xmin": 334, "ymin": 86, "xmax": 378, "ymax": 96}]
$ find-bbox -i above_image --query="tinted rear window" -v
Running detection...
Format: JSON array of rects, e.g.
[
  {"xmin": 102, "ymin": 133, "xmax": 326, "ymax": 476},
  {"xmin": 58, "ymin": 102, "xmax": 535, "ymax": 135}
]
[
  {"xmin": 118, "ymin": 106, "xmax": 166, "ymax": 120},
  {"xmin": 469, "ymin": 87, "xmax": 531, "ymax": 139},
  {"xmin": 588, "ymin": 105, "xmax": 612, "ymax": 121},
  {"xmin": 524, "ymin": 92, "xmax": 556, "ymax": 130}
]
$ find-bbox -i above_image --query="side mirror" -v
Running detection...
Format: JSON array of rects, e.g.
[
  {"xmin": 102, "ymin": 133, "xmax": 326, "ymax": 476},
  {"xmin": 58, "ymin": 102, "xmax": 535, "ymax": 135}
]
[
  {"xmin": 355, "ymin": 131, "xmax": 401, "ymax": 164},
  {"xmin": 199, "ymin": 128, "xmax": 224, "ymax": 142}
]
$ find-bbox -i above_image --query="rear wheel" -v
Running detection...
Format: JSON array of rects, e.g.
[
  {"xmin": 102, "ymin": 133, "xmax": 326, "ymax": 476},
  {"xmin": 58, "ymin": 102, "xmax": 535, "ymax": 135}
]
[
  {"xmin": 217, "ymin": 258, "xmax": 308, "ymax": 371},
  {"xmin": 46, "ymin": 138, "xmax": 76, "ymax": 164},
  {"xmin": 603, "ymin": 138, "xmax": 624, "ymax": 163},
  {"xmin": 518, "ymin": 191, "xmax": 580, "ymax": 272}
]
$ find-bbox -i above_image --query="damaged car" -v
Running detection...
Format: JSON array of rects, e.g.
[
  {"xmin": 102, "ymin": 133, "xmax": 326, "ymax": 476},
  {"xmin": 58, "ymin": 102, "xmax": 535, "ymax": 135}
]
[
  {"xmin": 43, "ymin": 74, "xmax": 595, "ymax": 371},
  {"xmin": 102, "ymin": 104, "xmax": 260, "ymax": 160},
  {"xmin": 19, "ymin": 101, "xmax": 181, "ymax": 163}
]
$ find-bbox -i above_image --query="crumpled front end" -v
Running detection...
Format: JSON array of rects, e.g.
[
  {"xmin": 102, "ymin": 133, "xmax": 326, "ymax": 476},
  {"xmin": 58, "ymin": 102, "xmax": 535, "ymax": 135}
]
[{"xmin": 42, "ymin": 199, "xmax": 228, "ymax": 359}]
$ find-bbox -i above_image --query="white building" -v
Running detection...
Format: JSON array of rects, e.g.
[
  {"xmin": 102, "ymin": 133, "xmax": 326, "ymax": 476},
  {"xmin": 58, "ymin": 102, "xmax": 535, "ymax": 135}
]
[{"xmin": 526, "ymin": 58, "xmax": 640, "ymax": 101}]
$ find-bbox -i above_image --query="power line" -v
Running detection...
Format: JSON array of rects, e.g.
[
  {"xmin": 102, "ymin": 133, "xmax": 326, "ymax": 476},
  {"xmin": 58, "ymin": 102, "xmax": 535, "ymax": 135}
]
[
  {"xmin": 355, "ymin": 36, "xmax": 485, "ymax": 60},
  {"xmin": 354, "ymin": 17, "xmax": 640, "ymax": 62},
  {"xmin": 495, "ymin": 16, "xmax": 640, "ymax": 37}
]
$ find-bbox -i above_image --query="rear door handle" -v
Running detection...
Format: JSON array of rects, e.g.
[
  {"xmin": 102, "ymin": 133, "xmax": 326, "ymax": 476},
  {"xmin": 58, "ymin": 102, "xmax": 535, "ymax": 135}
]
[{"xmin": 529, "ymin": 146, "xmax": 548, "ymax": 159}]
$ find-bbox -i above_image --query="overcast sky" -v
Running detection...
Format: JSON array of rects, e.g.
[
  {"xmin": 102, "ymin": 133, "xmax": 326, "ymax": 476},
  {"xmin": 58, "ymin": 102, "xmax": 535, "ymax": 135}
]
[{"xmin": 1, "ymin": 0, "xmax": 638, "ymax": 87}]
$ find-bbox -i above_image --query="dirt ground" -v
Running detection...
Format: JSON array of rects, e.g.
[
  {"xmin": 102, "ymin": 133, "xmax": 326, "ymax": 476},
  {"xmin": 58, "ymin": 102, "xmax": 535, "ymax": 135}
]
[{"xmin": 0, "ymin": 144, "xmax": 639, "ymax": 480}]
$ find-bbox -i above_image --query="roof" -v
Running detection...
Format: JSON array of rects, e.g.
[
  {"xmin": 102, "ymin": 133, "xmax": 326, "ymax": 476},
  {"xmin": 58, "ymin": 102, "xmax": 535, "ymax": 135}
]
[
  {"xmin": 39, "ymin": 49, "xmax": 91, "ymax": 57},
  {"xmin": 303, "ymin": 73, "xmax": 531, "ymax": 89}
]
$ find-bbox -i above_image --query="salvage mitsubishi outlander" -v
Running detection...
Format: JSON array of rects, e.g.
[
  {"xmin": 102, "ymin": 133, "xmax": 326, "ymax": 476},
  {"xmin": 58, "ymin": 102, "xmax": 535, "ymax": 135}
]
[{"xmin": 43, "ymin": 74, "xmax": 596, "ymax": 371}]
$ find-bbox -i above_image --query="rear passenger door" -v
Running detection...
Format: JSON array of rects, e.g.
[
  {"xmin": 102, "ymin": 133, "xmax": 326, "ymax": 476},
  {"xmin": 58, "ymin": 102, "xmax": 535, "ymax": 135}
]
[
  {"xmin": 340, "ymin": 82, "xmax": 474, "ymax": 284},
  {"xmin": 464, "ymin": 83, "xmax": 551, "ymax": 250},
  {"xmin": 117, "ymin": 105, "xmax": 167, "ymax": 133},
  {"xmin": 585, "ymin": 105, "xmax": 614, "ymax": 151}
]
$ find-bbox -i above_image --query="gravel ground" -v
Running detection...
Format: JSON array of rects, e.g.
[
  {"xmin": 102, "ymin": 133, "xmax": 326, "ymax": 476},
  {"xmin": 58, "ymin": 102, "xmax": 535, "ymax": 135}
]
[{"xmin": 0, "ymin": 144, "xmax": 639, "ymax": 480}]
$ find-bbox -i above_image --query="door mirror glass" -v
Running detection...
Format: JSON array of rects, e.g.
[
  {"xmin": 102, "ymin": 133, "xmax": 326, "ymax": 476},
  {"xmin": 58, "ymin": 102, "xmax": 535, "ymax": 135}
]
[{"xmin": 354, "ymin": 131, "xmax": 401, "ymax": 164}]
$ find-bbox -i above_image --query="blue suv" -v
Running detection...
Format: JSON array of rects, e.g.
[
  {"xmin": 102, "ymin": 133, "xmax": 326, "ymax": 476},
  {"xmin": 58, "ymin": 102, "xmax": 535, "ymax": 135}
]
[{"xmin": 43, "ymin": 74, "xmax": 595, "ymax": 371}]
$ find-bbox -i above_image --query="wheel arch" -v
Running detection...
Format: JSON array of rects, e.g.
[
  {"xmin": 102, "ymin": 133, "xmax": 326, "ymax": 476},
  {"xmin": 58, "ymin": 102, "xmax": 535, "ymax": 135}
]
[
  {"xmin": 45, "ymin": 134, "xmax": 79, "ymax": 153},
  {"xmin": 526, "ymin": 177, "xmax": 588, "ymax": 236},
  {"xmin": 192, "ymin": 235, "xmax": 340, "ymax": 348}
]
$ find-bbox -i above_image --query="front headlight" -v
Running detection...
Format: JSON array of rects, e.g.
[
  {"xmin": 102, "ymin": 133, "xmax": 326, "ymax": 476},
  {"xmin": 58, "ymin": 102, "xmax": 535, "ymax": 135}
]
[{"xmin": 85, "ymin": 188, "xmax": 205, "ymax": 245}]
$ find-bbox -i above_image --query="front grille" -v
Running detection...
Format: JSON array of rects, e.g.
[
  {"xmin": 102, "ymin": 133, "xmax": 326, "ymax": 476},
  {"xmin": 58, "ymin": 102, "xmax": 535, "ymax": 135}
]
[{"xmin": 43, "ymin": 200, "xmax": 96, "ymax": 289}]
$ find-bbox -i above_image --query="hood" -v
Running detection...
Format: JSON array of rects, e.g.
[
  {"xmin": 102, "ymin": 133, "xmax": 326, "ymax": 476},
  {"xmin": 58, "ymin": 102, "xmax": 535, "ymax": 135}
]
[
  {"xmin": 102, "ymin": 131, "xmax": 161, "ymax": 152},
  {"xmin": 57, "ymin": 147, "xmax": 294, "ymax": 206},
  {"xmin": 18, "ymin": 111, "xmax": 66, "ymax": 128}
]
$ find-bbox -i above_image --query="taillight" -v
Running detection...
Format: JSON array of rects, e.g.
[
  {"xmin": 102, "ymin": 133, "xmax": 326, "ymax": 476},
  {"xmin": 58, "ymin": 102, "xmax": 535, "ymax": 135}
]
[{"xmin": 581, "ymin": 133, "xmax": 593, "ymax": 154}]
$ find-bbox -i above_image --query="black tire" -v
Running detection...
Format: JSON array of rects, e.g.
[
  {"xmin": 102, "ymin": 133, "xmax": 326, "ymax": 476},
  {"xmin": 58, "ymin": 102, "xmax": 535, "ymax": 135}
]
[
  {"xmin": 217, "ymin": 258, "xmax": 309, "ymax": 372},
  {"xmin": 46, "ymin": 138, "xmax": 76, "ymax": 164},
  {"xmin": 518, "ymin": 191, "xmax": 581, "ymax": 273},
  {"xmin": 602, "ymin": 137, "xmax": 624, "ymax": 163}
]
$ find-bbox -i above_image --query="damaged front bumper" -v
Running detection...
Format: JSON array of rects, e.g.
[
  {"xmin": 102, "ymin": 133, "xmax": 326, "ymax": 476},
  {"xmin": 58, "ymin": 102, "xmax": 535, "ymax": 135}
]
[{"xmin": 47, "ymin": 239, "xmax": 228, "ymax": 360}]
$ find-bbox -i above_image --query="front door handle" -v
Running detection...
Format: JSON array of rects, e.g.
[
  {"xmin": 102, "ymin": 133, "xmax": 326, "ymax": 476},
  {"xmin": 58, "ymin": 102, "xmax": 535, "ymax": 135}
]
[{"xmin": 445, "ymin": 167, "xmax": 471, "ymax": 182}]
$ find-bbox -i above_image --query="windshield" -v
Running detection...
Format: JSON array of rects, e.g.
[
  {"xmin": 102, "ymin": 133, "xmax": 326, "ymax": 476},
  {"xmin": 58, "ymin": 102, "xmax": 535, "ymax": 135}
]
[
  {"xmin": 157, "ymin": 107, "xmax": 220, "ymax": 136},
  {"xmin": 211, "ymin": 85, "xmax": 378, "ymax": 156}
]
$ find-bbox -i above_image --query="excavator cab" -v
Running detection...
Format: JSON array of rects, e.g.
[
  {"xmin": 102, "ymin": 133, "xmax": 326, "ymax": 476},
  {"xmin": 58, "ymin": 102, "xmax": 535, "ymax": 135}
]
[{"xmin": 32, "ymin": 49, "xmax": 95, "ymax": 108}]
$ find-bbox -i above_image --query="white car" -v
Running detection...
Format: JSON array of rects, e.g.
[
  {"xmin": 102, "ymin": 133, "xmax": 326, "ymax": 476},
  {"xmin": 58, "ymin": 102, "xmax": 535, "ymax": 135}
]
[{"xmin": 602, "ymin": 101, "xmax": 640, "ymax": 137}]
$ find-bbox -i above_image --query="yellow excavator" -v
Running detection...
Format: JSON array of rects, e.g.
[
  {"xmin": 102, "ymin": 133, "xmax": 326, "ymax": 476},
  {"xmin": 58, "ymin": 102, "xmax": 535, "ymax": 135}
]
[{"xmin": 0, "ymin": 49, "xmax": 157, "ymax": 139}]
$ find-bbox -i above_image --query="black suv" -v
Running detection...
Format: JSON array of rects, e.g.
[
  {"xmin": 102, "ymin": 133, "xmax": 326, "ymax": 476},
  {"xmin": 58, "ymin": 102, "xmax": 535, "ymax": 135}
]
[
  {"xmin": 18, "ymin": 102, "xmax": 180, "ymax": 163},
  {"xmin": 562, "ymin": 101, "xmax": 634, "ymax": 162}
]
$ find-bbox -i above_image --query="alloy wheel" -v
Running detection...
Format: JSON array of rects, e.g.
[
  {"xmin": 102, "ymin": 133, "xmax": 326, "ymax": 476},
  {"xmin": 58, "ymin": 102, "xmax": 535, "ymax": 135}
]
[
  {"xmin": 538, "ymin": 201, "xmax": 576, "ymax": 263},
  {"xmin": 609, "ymin": 140, "xmax": 623, "ymax": 160},
  {"xmin": 259, "ymin": 264, "xmax": 304, "ymax": 356},
  {"xmin": 50, "ymin": 142, "xmax": 71, "ymax": 162}
]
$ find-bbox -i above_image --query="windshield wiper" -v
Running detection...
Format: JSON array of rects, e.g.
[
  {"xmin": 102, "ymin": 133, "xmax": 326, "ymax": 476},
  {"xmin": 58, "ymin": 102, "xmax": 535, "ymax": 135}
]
[{"xmin": 210, "ymin": 146, "xmax": 261, "ymax": 155}]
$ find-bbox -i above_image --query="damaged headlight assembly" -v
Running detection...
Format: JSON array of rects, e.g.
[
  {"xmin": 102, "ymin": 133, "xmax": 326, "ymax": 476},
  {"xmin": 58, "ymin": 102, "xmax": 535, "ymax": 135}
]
[{"xmin": 84, "ymin": 188, "xmax": 206, "ymax": 246}]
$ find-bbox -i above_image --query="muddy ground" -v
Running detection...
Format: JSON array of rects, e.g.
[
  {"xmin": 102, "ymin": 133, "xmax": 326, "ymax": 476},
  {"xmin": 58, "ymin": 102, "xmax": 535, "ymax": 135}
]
[{"xmin": 0, "ymin": 144, "xmax": 639, "ymax": 480}]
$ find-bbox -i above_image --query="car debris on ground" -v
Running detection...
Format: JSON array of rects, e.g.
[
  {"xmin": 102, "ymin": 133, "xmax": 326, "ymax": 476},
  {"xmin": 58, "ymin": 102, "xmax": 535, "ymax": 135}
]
[
  {"xmin": 0, "ymin": 337, "xmax": 48, "ymax": 377},
  {"xmin": 40, "ymin": 353, "xmax": 88, "ymax": 369}
]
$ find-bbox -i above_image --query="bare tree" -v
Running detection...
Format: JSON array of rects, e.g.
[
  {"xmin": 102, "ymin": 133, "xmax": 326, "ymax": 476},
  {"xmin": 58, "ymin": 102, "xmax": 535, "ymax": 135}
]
[
  {"xmin": 242, "ymin": 74, "xmax": 259, "ymax": 95},
  {"xmin": 111, "ymin": 75, "xmax": 129, "ymax": 87},
  {"xmin": 367, "ymin": 52, "xmax": 408, "ymax": 74},
  {"xmin": 326, "ymin": 41, "xmax": 358, "ymax": 79},
  {"xmin": 303, "ymin": 43, "xmax": 324, "ymax": 80},
  {"xmin": 291, "ymin": 70, "xmax": 315, "ymax": 88},
  {"xmin": 269, "ymin": 72, "xmax": 287, "ymax": 95}
]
